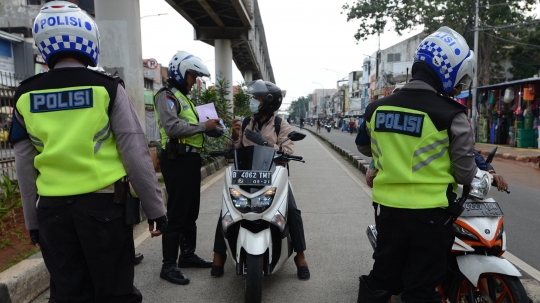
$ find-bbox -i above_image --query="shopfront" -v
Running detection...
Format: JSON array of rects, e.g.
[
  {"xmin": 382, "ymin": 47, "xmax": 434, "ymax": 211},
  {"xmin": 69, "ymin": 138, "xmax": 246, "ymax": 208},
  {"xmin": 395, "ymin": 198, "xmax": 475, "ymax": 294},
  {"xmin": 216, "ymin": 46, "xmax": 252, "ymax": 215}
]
[{"xmin": 476, "ymin": 78, "xmax": 539, "ymax": 148}]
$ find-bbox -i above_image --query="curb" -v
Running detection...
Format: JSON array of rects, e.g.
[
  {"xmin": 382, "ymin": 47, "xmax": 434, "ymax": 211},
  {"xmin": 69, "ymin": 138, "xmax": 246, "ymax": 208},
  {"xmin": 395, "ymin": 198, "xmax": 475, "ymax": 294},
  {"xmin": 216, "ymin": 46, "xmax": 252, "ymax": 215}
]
[
  {"xmin": 475, "ymin": 148, "xmax": 540, "ymax": 169},
  {"xmin": 305, "ymin": 128, "xmax": 370, "ymax": 174},
  {"xmin": 0, "ymin": 158, "xmax": 227, "ymax": 303}
]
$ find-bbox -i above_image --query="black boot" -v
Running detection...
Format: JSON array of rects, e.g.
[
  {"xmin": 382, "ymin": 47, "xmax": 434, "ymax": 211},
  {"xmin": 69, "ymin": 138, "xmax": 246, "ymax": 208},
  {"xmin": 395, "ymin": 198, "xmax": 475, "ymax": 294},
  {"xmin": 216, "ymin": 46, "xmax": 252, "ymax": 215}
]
[
  {"xmin": 160, "ymin": 232, "xmax": 190, "ymax": 285},
  {"xmin": 357, "ymin": 275, "xmax": 391, "ymax": 303},
  {"xmin": 178, "ymin": 227, "xmax": 212, "ymax": 268}
]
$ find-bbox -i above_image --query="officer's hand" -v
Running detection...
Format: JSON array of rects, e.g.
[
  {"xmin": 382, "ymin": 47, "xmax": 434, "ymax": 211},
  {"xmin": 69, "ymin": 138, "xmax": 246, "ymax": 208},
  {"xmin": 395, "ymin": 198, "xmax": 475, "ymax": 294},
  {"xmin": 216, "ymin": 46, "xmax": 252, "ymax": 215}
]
[
  {"xmin": 244, "ymin": 128, "xmax": 267, "ymax": 146},
  {"xmin": 204, "ymin": 119, "xmax": 221, "ymax": 131},
  {"xmin": 491, "ymin": 173, "xmax": 508, "ymax": 192},
  {"xmin": 232, "ymin": 118, "xmax": 241, "ymax": 141},
  {"xmin": 29, "ymin": 229, "xmax": 40, "ymax": 249},
  {"xmin": 148, "ymin": 215, "xmax": 168, "ymax": 238}
]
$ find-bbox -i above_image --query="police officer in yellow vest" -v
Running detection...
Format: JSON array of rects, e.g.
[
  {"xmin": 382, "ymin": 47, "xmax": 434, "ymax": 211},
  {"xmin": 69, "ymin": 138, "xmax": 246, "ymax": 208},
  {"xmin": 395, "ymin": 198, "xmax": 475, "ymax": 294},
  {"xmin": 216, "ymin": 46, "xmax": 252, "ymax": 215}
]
[
  {"xmin": 9, "ymin": 2, "xmax": 167, "ymax": 302},
  {"xmin": 355, "ymin": 27, "xmax": 477, "ymax": 303},
  {"xmin": 154, "ymin": 51, "xmax": 223, "ymax": 285}
]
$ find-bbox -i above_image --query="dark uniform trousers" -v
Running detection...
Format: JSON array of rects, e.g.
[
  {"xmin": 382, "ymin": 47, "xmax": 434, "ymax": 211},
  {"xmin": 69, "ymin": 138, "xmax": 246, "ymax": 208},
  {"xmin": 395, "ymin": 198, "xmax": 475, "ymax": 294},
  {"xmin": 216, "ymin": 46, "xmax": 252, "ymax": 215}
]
[
  {"xmin": 159, "ymin": 151, "xmax": 201, "ymax": 234},
  {"xmin": 214, "ymin": 185, "xmax": 306, "ymax": 254},
  {"xmin": 366, "ymin": 205, "xmax": 454, "ymax": 303},
  {"xmin": 37, "ymin": 193, "xmax": 141, "ymax": 303}
]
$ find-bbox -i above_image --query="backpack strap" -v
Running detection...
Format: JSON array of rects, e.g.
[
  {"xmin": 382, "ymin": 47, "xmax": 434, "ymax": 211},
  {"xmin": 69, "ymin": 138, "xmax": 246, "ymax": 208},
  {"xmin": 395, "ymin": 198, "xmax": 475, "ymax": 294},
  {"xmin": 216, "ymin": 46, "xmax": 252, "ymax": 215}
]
[
  {"xmin": 242, "ymin": 116, "xmax": 252, "ymax": 133},
  {"xmin": 241, "ymin": 116, "xmax": 282, "ymax": 136},
  {"xmin": 274, "ymin": 116, "xmax": 282, "ymax": 137}
]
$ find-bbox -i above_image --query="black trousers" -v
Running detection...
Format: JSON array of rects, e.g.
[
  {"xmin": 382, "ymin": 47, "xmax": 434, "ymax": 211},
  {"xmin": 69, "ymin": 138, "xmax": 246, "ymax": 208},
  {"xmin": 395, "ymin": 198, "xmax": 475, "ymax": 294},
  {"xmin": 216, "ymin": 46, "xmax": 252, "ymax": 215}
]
[
  {"xmin": 213, "ymin": 185, "xmax": 306, "ymax": 254},
  {"xmin": 160, "ymin": 152, "xmax": 202, "ymax": 233},
  {"xmin": 365, "ymin": 205, "xmax": 454, "ymax": 303},
  {"xmin": 37, "ymin": 193, "xmax": 141, "ymax": 303}
]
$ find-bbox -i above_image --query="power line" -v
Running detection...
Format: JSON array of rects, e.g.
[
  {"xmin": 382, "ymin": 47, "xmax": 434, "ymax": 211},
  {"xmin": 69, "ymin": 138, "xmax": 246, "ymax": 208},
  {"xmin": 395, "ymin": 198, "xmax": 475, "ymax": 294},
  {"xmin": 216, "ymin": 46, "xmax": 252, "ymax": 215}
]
[
  {"xmin": 484, "ymin": 32, "xmax": 540, "ymax": 48},
  {"xmin": 477, "ymin": 20, "xmax": 540, "ymax": 31}
]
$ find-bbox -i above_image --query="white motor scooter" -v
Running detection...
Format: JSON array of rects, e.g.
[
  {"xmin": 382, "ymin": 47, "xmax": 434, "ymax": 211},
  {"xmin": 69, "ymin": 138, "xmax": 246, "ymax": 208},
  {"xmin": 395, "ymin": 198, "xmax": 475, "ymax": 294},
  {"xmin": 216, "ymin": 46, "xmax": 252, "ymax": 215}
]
[
  {"xmin": 366, "ymin": 147, "xmax": 528, "ymax": 302},
  {"xmin": 210, "ymin": 131, "xmax": 306, "ymax": 303}
]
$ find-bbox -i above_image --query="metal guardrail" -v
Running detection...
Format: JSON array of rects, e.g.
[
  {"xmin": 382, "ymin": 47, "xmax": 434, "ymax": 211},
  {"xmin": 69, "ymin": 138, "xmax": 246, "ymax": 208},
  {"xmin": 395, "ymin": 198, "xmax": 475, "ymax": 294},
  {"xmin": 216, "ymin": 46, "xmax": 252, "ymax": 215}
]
[{"xmin": 0, "ymin": 71, "xmax": 28, "ymax": 179}]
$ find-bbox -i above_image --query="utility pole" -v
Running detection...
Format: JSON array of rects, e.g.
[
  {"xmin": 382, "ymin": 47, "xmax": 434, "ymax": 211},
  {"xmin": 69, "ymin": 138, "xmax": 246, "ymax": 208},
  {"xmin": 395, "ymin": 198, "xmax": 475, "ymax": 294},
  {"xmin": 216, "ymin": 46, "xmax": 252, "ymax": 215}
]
[{"xmin": 472, "ymin": 0, "xmax": 479, "ymax": 140}]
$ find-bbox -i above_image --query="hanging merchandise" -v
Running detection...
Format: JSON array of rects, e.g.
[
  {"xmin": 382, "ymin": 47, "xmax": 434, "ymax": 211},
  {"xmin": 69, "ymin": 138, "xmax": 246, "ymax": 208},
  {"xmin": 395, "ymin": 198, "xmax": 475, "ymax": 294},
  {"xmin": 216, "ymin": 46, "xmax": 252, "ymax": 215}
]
[
  {"xmin": 523, "ymin": 84, "xmax": 536, "ymax": 101},
  {"xmin": 489, "ymin": 90, "xmax": 496, "ymax": 104},
  {"xmin": 503, "ymin": 87, "xmax": 514, "ymax": 103}
]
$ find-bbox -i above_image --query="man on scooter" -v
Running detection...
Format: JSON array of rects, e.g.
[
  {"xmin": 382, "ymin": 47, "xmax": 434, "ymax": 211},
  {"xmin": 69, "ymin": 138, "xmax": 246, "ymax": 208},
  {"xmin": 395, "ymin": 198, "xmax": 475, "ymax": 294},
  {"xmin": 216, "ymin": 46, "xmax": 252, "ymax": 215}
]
[
  {"xmin": 355, "ymin": 27, "xmax": 477, "ymax": 303},
  {"xmin": 210, "ymin": 80, "xmax": 310, "ymax": 280}
]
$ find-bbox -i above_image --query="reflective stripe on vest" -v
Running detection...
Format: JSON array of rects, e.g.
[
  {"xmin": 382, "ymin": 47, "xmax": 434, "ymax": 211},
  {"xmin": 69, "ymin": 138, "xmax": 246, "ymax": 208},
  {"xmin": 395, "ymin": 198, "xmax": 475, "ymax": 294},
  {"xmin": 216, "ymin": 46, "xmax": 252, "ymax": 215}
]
[
  {"xmin": 154, "ymin": 88, "xmax": 203, "ymax": 149},
  {"xmin": 16, "ymin": 86, "xmax": 126, "ymax": 196},
  {"xmin": 368, "ymin": 105, "xmax": 455, "ymax": 209}
]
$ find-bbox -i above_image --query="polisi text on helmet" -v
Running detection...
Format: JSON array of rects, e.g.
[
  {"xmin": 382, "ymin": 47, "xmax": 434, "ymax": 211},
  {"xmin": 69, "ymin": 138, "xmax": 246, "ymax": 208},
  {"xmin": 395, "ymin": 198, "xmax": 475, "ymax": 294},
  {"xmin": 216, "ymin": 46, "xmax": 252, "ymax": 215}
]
[{"xmin": 36, "ymin": 16, "xmax": 86, "ymax": 33}]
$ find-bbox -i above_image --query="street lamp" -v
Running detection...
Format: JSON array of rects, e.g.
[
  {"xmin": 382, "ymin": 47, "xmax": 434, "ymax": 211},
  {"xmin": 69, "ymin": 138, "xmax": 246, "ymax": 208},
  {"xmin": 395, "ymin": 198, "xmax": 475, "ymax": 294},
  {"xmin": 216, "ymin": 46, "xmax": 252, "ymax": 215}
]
[
  {"xmin": 140, "ymin": 13, "xmax": 168, "ymax": 19},
  {"xmin": 323, "ymin": 68, "xmax": 340, "ymax": 89}
]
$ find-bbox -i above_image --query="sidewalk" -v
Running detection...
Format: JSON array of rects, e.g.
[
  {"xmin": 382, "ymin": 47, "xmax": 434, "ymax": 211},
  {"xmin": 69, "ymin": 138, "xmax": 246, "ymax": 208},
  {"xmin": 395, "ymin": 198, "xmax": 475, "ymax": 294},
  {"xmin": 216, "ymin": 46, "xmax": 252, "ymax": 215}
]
[{"xmin": 475, "ymin": 143, "xmax": 540, "ymax": 168}]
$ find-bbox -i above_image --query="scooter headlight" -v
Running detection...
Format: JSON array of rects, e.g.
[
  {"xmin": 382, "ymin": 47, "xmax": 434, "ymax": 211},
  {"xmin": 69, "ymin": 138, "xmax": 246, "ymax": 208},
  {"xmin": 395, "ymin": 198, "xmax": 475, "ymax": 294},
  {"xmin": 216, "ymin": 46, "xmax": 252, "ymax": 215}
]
[
  {"xmin": 271, "ymin": 211, "xmax": 286, "ymax": 232},
  {"xmin": 229, "ymin": 188, "xmax": 276, "ymax": 214},
  {"xmin": 453, "ymin": 223, "xmax": 479, "ymax": 241},
  {"xmin": 469, "ymin": 174, "xmax": 490, "ymax": 200}
]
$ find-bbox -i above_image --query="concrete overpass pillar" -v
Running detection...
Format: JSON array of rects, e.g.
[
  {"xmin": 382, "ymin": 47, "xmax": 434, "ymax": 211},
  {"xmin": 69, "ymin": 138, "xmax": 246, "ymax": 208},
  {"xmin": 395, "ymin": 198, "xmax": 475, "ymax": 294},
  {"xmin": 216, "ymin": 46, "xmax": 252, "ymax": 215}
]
[
  {"xmin": 94, "ymin": 0, "xmax": 145, "ymax": 134},
  {"xmin": 215, "ymin": 39, "xmax": 233, "ymax": 114},
  {"xmin": 244, "ymin": 70, "xmax": 253, "ymax": 83}
]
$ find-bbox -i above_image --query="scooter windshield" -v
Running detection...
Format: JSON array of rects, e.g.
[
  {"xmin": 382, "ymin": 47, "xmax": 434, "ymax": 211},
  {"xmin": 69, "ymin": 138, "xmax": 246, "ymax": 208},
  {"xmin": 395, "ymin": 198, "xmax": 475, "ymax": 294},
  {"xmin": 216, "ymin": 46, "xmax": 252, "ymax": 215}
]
[{"xmin": 234, "ymin": 145, "xmax": 276, "ymax": 172}]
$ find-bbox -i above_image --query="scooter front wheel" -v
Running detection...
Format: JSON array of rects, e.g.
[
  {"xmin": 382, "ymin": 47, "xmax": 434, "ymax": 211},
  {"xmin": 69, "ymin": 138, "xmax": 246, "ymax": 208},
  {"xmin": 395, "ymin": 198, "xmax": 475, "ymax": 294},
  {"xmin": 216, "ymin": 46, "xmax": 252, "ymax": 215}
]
[
  {"xmin": 244, "ymin": 254, "xmax": 263, "ymax": 303},
  {"xmin": 449, "ymin": 273, "xmax": 528, "ymax": 303}
]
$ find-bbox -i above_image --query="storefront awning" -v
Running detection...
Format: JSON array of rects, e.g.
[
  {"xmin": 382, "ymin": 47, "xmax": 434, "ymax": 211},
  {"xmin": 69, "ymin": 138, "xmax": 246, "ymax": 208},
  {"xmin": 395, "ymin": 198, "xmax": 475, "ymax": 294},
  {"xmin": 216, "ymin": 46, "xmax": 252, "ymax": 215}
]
[
  {"xmin": 0, "ymin": 31, "xmax": 24, "ymax": 43},
  {"xmin": 477, "ymin": 77, "xmax": 540, "ymax": 90}
]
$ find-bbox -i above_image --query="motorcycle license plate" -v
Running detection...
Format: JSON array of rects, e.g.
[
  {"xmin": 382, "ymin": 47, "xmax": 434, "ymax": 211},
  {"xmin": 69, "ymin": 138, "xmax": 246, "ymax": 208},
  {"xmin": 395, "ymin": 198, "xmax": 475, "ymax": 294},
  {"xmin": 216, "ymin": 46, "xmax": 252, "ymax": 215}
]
[
  {"xmin": 231, "ymin": 170, "xmax": 272, "ymax": 185},
  {"xmin": 460, "ymin": 202, "xmax": 503, "ymax": 217}
]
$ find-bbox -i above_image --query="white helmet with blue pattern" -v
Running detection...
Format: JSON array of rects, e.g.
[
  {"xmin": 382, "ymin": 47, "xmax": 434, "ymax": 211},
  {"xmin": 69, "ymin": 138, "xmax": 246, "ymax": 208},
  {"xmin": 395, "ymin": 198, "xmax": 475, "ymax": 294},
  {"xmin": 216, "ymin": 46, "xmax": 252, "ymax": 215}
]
[
  {"xmin": 413, "ymin": 26, "xmax": 476, "ymax": 93},
  {"xmin": 33, "ymin": 1, "xmax": 99, "ymax": 68},
  {"xmin": 168, "ymin": 51, "xmax": 210, "ymax": 84}
]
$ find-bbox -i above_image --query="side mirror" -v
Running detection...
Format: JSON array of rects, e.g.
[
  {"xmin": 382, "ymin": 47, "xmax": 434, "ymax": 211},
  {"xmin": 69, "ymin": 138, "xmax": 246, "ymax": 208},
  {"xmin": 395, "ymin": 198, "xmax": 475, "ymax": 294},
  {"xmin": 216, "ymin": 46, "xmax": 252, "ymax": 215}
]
[
  {"xmin": 485, "ymin": 147, "xmax": 498, "ymax": 164},
  {"xmin": 287, "ymin": 131, "xmax": 306, "ymax": 142}
]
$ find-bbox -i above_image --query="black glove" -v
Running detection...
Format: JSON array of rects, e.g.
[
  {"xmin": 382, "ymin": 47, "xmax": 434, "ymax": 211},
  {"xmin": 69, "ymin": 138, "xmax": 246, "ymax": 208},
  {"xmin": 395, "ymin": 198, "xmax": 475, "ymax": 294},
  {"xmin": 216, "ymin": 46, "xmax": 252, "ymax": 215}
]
[
  {"xmin": 29, "ymin": 229, "xmax": 39, "ymax": 246},
  {"xmin": 148, "ymin": 215, "xmax": 168, "ymax": 232},
  {"xmin": 205, "ymin": 126, "xmax": 224, "ymax": 138},
  {"xmin": 244, "ymin": 128, "xmax": 267, "ymax": 146}
]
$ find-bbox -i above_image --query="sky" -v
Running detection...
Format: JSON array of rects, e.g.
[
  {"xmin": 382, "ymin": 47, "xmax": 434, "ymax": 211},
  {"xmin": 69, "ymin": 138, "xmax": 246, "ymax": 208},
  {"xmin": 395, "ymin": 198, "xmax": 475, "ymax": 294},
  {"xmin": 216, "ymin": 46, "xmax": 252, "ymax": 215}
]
[{"xmin": 139, "ymin": 0, "xmax": 538, "ymax": 109}]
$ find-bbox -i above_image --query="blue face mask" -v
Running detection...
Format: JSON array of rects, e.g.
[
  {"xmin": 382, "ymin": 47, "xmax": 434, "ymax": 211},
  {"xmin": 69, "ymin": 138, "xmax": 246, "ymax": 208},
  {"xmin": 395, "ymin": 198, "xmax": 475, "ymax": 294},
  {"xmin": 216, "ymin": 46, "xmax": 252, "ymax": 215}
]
[{"xmin": 249, "ymin": 98, "xmax": 260, "ymax": 114}]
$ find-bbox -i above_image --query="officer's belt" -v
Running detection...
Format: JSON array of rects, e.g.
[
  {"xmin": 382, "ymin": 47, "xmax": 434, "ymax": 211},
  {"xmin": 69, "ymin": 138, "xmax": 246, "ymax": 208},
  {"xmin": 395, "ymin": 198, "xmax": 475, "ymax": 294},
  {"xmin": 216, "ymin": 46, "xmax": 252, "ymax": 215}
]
[{"xmin": 185, "ymin": 145, "xmax": 201, "ymax": 153}]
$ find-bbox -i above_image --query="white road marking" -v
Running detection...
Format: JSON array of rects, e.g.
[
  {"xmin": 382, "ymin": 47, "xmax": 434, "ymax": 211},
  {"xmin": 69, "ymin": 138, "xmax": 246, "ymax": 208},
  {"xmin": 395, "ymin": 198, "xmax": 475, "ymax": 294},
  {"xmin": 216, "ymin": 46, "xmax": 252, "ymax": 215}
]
[
  {"xmin": 312, "ymin": 133, "xmax": 540, "ymax": 282},
  {"xmin": 503, "ymin": 251, "xmax": 540, "ymax": 281},
  {"xmin": 135, "ymin": 170, "xmax": 226, "ymax": 248}
]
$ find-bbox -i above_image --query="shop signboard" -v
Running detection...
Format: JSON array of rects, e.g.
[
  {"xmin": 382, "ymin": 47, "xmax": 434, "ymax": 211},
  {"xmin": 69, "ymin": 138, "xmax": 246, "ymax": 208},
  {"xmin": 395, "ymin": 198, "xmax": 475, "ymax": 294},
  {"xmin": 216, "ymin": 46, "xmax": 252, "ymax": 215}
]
[{"xmin": 0, "ymin": 38, "xmax": 15, "ymax": 74}]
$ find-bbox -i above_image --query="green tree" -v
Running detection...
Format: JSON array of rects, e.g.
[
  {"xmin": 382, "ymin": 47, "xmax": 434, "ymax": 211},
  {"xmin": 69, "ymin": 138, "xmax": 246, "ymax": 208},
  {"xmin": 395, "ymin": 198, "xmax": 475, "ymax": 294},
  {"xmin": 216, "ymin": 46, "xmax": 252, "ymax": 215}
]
[
  {"xmin": 507, "ymin": 27, "xmax": 540, "ymax": 79},
  {"xmin": 289, "ymin": 94, "xmax": 312, "ymax": 121},
  {"xmin": 233, "ymin": 82, "xmax": 252, "ymax": 118},
  {"xmin": 342, "ymin": 0, "xmax": 537, "ymax": 85}
]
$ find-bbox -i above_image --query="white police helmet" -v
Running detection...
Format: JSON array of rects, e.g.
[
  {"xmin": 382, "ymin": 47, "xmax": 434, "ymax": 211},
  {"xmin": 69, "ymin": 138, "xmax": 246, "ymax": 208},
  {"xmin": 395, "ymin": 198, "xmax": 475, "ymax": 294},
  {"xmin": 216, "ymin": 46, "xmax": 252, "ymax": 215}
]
[
  {"xmin": 168, "ymin": 51, "xmax": 210, "ymax": 84},
  {"xmin": 33, "ymin": 1, "xmax": 99, "ymax": 68},
  {"xmin": 413, "ymin": 26, "xmax": 476, "ymax": 93}
]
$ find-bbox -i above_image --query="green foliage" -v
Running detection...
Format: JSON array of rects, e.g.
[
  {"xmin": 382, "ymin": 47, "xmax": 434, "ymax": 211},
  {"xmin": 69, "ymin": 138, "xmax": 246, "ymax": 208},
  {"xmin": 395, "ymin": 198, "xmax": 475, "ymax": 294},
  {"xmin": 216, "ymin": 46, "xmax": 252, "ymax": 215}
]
[
  {"xmin": 507, "ymin": 28, "xmax": 540, "ymax": 79},
  {"xmin": 342, "ymin": 0, "xmax": 537, "ymax": 85},
  {"xmin": 0, "ymin": 174, "xmax": 22, "ymax": 223},
  {"xmin": 289, "ymin": 94, "xmax": 312, "ymax": 121},
  {"xmin": 233, "ymin": 83, "xmax": 252, "ymax": 118},
  {"xmin": 190, "ymin": 79, "xmax": 233, "ymax": 164}
]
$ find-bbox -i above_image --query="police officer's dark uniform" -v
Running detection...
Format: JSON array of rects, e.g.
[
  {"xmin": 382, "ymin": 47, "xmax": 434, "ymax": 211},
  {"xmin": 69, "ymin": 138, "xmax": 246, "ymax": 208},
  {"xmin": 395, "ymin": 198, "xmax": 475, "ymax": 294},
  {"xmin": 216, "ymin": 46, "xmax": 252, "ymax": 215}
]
[
  {"xmin": 154, "ymin": 51, "xmax": 222, "ymax": 285},
  {"xmin": 356, "ymin": 27, "xmax": 477, "ymax": 303},
  {"xmin": 10, "ymin": 2, "xmax": 167, "ymax": 302}
]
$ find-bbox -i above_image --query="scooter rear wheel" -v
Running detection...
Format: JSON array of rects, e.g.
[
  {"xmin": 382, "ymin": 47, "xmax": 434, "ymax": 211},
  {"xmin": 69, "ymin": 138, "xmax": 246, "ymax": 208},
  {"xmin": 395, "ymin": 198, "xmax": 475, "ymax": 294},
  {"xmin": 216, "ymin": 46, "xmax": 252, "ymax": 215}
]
[
  {"xmin": 449, "ymin": 273, "xmax": 528, "ymax": 303},
  {"xmin": 244, "ymin": 254, "xmax": 263, "ymax": 303}
]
